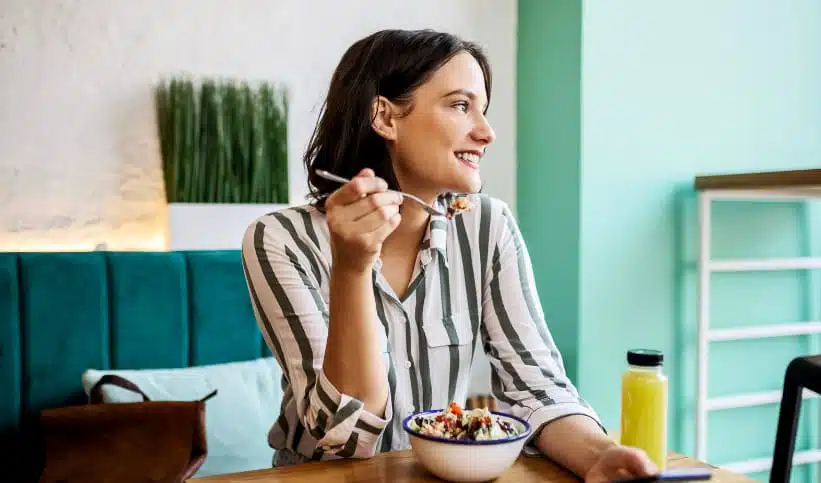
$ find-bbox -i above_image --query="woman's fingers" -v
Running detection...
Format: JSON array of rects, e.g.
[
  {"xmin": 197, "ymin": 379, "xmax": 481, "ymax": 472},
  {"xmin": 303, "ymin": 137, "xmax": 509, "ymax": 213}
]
[
  {"xmin": 330, "ymin": 207, "xmax": 401, "ymax": 258},
  {"xmin": 327, "ymin": 190, "xmax": 402, "ymax": 234},
  {"xmin": 361, "ymin": 209, "xmax": 402, "ymax": 247},
  {"xmin": 620, "ymin": 449, "xmax": 657, "ymax": 476},
  {"xmin": 345, "ymin": 191, "xmax": 404, "ymax": 222},
  {"xmin": 324, "ymin": 168, "xmax": 403, "ymax": 269},
  {"xmin": 326, "ymin": 169, "xmax": 387, "ymax": 207},
  {"xmin": 354, "ymin": 202, "xmax": 402, "ymax": 233}
]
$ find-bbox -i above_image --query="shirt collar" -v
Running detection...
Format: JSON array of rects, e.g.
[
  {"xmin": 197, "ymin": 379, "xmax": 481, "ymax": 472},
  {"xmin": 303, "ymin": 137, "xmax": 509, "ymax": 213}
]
[
  {"xmin": 422, "ymin": 196, "xmax": 449, "ymax": 265},
  {"xmin": 372, "ymin": 196, "xmax": 450, "ymax": 273}
]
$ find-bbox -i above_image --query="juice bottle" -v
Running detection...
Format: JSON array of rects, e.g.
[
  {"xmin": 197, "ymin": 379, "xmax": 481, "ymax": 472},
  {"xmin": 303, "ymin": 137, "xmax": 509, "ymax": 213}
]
[{"xmin": 620, "ymin": 349, "xmax": 668, "ymax": 470}]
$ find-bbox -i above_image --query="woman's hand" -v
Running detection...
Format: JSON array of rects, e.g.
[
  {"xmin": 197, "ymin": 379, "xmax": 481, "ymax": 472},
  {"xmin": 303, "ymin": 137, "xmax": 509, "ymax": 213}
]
[
  {"xmin": 584, "ymin": 445, "xmax": 659, "ymax": 483},
  {"xmin": 325, "ymin": 168, "xmax": 403, "ymax": 273}
]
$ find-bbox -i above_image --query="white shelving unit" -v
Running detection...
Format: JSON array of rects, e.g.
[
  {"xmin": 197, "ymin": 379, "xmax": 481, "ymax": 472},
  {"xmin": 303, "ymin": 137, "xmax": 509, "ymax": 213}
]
[{"xmin": 695, "ymin": 169, "xmax": 821, "ymax": 476}]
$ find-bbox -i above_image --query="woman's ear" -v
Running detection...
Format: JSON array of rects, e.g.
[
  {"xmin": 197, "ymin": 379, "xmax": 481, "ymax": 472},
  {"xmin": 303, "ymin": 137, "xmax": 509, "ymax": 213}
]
[{"xmin": 371, "ymin": 96, "xmax": 398, "ymax": 141}]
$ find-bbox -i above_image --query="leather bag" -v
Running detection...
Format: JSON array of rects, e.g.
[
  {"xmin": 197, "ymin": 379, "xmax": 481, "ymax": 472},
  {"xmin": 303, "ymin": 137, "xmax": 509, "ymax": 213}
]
[{"xmin": 38, "ymin": 374, "xmax": 217, "ymax": 483}]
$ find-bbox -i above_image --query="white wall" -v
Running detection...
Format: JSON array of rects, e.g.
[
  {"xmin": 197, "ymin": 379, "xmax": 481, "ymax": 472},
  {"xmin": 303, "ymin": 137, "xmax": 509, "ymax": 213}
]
[
  {"xmin": 0, "ymin": 0, "xmax": 517, "ymax": 251},
  {"xmin": 0, "ymin": 0, "xmax": 510, "ymax": 396}
]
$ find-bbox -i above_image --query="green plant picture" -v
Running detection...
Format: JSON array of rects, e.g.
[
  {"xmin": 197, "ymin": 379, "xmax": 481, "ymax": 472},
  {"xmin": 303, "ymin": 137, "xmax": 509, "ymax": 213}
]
[{"xmin": 154, "ymin": 75, "xmax": 289, "ymax": 204}]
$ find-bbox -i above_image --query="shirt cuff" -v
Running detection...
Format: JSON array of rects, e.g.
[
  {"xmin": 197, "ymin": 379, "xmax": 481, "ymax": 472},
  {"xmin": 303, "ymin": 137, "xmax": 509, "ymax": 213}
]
[{"xmin": 308, "ymin": 371, "xmax": 392, "ymax": 457}]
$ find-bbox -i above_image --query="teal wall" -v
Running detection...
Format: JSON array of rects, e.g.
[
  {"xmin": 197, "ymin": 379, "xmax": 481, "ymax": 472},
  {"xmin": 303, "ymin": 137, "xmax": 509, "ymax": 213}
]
[
  {"xmin": 518, "ymin": 1, "xmax": 821, "ymax": 480},
  {"xmin": 517, "ymin": 0, "xmax": 583, "ymax": 383}
]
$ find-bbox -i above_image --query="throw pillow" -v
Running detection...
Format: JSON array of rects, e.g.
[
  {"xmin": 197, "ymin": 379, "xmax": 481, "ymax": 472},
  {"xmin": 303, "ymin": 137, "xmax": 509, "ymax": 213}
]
[{"xmin": 81, "ymin": 357, "xmax": 283, "ymax": 477}]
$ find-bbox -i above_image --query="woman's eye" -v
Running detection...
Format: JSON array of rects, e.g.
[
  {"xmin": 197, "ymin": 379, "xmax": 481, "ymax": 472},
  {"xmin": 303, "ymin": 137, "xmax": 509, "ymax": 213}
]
[{"xmin": 454, "ymin": 101, "xmax": 469, "ymax": 112}]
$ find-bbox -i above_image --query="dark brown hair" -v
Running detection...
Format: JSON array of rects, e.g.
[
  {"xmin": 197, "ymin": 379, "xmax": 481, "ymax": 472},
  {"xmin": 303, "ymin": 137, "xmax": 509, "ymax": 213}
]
[{"xmin": 303, "ymin": 29, "xmax": 492, "ymax": 208}]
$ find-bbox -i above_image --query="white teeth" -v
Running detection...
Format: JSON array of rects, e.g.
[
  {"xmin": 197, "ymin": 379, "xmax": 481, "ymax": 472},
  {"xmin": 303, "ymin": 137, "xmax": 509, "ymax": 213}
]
[{"xmin": 456, "ymin": 152, "xmax": 480, "ymax": 164}]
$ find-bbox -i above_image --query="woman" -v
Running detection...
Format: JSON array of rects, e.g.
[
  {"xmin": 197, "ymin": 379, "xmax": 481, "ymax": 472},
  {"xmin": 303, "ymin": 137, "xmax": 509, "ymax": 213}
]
[{"xmin": 241, "ymin": 29, "xmax": 657, "ymax": 482}]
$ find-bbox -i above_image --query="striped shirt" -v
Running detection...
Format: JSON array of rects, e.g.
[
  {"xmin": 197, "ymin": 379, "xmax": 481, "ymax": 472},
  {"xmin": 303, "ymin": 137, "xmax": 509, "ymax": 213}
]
[{"xmin": 240, "ymin": 193, "xmax": 602, "ymax": 466}]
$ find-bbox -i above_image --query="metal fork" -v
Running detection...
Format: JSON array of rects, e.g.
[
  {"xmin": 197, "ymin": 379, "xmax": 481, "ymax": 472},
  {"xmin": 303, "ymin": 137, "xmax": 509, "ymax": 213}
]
[{"xmin": 315, "ymin": 169, "xmax": 447, "ymax": 217}]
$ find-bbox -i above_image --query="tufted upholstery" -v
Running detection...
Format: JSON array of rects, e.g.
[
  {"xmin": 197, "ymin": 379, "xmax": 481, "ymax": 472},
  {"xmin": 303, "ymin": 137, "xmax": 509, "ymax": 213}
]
[{"xmin": 0, "ymin": 250, "xmax": 269, "ymax": 478}]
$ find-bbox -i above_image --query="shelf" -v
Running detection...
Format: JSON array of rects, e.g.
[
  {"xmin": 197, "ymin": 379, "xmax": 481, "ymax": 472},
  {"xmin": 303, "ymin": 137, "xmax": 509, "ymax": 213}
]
[
  {"xmin": 720, "ymin": 449, "xmax": 821, "ymax": 475},
  {"xmin": 706, "ymin": 389, "xmax": 819, "ymax": 411},
  {"xmin": 705, "ymin": 188, "xmax": 821, "ymax": 201},
  {"xmin": 694, "ymin": 168, "xmax": 821, "ymax": 192},
  {"xmin": 708, "ymin": 322, "xmax": 821, "ymax": 342},
  {"xmin": 694, "ymin": 168, "xmax": 821, "ymax": 464},
  {"xmin": 708, "ymin": 257, "xmax": 821, "ymax": 272}
]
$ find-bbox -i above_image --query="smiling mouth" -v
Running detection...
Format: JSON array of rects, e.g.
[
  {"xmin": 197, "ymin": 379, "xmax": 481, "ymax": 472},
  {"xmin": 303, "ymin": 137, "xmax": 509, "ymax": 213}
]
[{"xmin": 455, "ymin": 152, "xmax": 481, "ymax": 168}]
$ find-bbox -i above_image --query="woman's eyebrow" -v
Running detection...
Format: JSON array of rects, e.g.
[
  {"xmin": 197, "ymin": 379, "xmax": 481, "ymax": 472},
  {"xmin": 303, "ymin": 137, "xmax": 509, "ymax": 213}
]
[{"xmin": 442, "ymin": 88, "xmax": 476, "ymax": 99}]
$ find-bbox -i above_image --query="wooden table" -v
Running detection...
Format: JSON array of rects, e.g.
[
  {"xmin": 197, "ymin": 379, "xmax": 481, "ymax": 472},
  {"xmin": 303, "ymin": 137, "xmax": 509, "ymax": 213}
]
[{"xmin": 188, "ymin": 450, "xmax": 755, "ymax": 482}]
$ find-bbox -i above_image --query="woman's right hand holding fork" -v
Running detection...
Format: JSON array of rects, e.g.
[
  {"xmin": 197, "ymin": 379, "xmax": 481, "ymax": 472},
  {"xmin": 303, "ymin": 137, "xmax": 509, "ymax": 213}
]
[{"xmin": 324, "ymin": 168, "xmax": 404, "ymax": 274}]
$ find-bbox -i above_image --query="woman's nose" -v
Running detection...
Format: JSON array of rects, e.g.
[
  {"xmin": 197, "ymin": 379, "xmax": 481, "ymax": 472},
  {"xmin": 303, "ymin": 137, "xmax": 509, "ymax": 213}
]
[{"xmin": 472, "ymin": 117, "xmax": 496, "ymax": 145}]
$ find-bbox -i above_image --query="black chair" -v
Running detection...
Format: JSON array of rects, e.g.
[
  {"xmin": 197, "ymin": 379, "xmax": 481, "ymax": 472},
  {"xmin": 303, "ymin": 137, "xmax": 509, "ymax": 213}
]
[{"xmin": 771, "ymin": 354, "xmax": 821, "ymax": 483}]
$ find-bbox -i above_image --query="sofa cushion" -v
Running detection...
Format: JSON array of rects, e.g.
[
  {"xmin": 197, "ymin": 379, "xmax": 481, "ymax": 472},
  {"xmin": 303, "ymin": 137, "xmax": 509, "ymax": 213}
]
[{"xmin": 81, "ymin": 357, "xmax": 283, "ymax": 477}]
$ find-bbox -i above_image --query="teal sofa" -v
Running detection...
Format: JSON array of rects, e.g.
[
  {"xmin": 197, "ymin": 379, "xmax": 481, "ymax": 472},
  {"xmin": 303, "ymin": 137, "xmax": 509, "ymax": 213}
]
[{"xmin": 0, "ymin": 250, "xmax": 282, "ymax": 480}]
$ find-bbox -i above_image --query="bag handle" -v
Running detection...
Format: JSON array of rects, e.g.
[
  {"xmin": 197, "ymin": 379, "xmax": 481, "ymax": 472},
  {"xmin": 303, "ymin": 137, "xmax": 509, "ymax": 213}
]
[
  {"xmin": 89, "ymin": 374, "xmax": 152, "ymax": 403},
  {"xmin": 200, "ymin": 389, "xmax": 218, "ymax": 402},
  {"xmin": 89, "ymin": 374, "xmax": 220, "ymax": 404}
]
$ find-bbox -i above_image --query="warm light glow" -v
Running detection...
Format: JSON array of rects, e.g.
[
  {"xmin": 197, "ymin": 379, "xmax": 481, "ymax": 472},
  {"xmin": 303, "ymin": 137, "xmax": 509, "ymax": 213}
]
[{"xmin": 0, "ymin": 201, "xmax": 172, "ymax": 253}]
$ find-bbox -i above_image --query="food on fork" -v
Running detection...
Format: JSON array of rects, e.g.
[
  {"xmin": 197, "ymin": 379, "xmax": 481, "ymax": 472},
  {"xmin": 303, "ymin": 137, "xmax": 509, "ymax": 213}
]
[
  {"xmin": 409, "ymin": 402, "xmax": 520, "ymax": 441},
  {"xmin": 446, "ymin": 195, "xmax": 474, "ymax": 219}
]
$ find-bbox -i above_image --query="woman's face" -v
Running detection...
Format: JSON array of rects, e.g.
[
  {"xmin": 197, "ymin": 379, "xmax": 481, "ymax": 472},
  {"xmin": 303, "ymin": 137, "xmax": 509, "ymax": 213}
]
[{"xmin": 378, "ymin": 52, "xmax": 495, "ymax": 201}]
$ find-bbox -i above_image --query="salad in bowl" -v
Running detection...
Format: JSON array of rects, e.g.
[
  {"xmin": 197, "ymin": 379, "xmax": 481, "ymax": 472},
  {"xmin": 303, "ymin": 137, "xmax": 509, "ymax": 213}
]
[
  {"xmin": 406, "ymin": 402, "xmax": 523, "ymax": 442},
  {"xmin": 403, "ymin": 402, "xmax": 532, "ymax": 482}
]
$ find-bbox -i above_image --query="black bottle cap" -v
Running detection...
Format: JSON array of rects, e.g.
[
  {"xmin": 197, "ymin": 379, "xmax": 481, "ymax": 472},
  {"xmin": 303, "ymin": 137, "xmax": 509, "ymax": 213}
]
[{"xmin": 627, "ymin": 349, "xmax": 663, "ymax": 367}]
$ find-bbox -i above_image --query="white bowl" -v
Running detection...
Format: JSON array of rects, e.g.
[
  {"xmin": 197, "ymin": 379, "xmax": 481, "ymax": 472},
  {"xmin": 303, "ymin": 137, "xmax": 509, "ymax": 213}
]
[{"xmin": 402, "ymin": 409, "xmax": 532, "ymax": 482}]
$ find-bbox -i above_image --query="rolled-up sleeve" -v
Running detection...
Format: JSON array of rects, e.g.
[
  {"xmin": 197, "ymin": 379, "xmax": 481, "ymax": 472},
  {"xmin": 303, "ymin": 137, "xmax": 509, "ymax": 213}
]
[
  {"xmin": 480, "ymin": 202, "xmax": 604, "ymax": 452},
  {"xmin": 308, "ymin": 372, "xmax": 393, "ymax": 455},
  {"xmin": 241, "ymin": 216, "xmax": 391, "ymax": 458}
]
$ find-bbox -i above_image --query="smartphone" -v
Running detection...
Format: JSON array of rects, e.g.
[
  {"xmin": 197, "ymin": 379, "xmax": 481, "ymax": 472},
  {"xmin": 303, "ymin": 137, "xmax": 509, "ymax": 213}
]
[{"xmin": 612, "ymin": 468, "xmax": 713, "ymax": 482}]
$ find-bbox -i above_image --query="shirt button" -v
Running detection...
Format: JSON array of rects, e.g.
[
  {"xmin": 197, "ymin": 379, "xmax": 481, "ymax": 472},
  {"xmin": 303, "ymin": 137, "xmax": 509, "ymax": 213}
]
[{"xmin": 405, "ymin": 360, "xmax": 412, "ymax": 369}]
